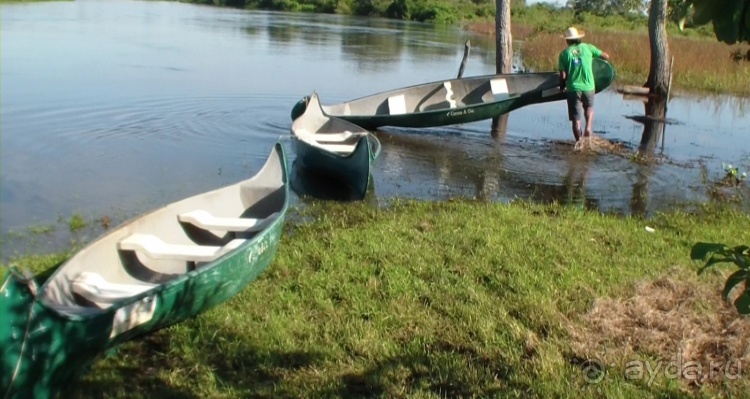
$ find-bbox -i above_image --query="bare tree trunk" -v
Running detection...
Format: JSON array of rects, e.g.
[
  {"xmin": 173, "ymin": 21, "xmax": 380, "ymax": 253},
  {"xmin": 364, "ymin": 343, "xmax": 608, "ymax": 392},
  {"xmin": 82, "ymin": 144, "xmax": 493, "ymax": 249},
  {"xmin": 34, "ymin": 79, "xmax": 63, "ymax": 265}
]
[
  {"xmin": 495, "ymin": 0, "xmax": 512, "ymax": 74},
  {"xmin": 645, "ymin": 0, "xmax": 670, "ymax": 97},
  {"xmin": 492, "ymin": 0, "xmax": 512, "ymax": 136}
]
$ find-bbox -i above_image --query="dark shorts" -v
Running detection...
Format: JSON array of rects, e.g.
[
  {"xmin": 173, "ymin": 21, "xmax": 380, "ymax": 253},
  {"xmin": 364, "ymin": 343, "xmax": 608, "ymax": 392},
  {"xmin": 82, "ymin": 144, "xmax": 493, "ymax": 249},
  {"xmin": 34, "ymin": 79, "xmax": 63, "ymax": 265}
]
[{"xmin": 566, "ymin": 90, "xmax": 595, "ymax": 121}]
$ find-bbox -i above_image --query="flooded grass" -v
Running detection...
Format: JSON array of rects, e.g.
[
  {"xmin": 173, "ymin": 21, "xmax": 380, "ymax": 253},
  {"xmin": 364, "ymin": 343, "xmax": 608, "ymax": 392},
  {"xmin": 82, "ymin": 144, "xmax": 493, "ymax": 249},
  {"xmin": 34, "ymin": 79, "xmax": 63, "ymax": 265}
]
[
  {"xmin": 572, "ymin": 135, "xmax": 629, "ymax": 155},
  {"xmin": 68, "ymin": 213, "xmax": 88, "ymax": 232},
  {"xmin": 27, "ymin": 224, "xmax": 56, "ymax": 235},
  {"xmin": 4, "ymin": 199, "xmax": 749, "ymax": 398}
]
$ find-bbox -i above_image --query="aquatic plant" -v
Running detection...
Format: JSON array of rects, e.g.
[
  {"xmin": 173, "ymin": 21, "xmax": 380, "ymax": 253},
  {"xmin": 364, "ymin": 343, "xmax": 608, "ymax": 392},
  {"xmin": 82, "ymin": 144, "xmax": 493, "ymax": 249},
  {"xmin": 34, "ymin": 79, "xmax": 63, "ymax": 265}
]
[
  {"xmin": 68, "ymin": 214, "xmax": 87, "ymax": 232},
  {"xmin": 692, "ymin": 242, "xmax": 750, "ymax": 315},
  {"xmin": 722, "ymin": 163, "xmax": 748, "ymax": 186},
  {"xmin": 28, "ymin": 225, "xmax": 55, "ymax": 235}
]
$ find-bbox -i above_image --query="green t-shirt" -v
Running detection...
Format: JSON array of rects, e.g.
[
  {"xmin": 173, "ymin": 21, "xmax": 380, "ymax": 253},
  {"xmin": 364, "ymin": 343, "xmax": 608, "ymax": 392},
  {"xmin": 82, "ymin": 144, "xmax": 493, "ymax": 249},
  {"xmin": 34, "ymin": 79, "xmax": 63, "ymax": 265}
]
[{"xmin": 558, "ymin": 43, "xmax": 602, "ymax": 92}]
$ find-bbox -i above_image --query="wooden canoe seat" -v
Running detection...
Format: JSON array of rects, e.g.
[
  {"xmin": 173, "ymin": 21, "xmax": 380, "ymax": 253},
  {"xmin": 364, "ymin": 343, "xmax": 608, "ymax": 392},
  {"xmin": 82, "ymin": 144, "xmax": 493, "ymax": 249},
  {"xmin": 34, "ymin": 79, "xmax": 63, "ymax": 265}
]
[
  {"xmin": 387, "ymin": 94, "xmax": 406, "ymax": 115},
  {"xmin": 178, "ymin": 210, "xmax": 279, "ymax": 232},
  {"xmin": 118, "ymin": 234, "xmax": 246, "ymax": 262},
  {"xmin": 72, "ymin": 272, "xmax": 155, "ymax": 304}
]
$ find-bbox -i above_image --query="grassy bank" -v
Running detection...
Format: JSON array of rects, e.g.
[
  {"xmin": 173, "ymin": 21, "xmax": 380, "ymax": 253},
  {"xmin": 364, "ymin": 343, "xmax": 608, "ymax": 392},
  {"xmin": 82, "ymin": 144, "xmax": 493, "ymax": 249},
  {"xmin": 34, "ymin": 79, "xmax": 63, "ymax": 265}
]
[{"xmin": 4, "ymin": 199, "xmax": 750, "ymax": 398}]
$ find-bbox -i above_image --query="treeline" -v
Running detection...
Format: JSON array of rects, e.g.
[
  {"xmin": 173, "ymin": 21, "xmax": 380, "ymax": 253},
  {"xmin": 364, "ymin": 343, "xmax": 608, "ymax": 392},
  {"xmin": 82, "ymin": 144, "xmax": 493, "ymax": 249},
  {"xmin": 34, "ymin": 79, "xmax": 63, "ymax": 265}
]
[
  {"xmin": 178, "ymin": 0, "xmax": 715, "ymax": 39},
  {"xmin": 184, "ymin": 0, "xmax": 520, "ymax": 24}
]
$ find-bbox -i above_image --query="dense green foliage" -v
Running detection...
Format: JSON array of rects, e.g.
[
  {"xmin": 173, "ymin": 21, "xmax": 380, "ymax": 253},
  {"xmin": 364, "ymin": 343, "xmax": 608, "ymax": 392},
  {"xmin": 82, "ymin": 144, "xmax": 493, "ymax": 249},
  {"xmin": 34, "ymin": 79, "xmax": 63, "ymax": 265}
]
[
  {"xmin": 182, "ymin": 0, "xmax": 477, "ymax": 23},
  {"xmin": 567, "ymin": 0, "xmax": 647, "ymax": 16},
  {"xmin": 683, "ymin": 0, "xmax": 750, "ymax": 44}
]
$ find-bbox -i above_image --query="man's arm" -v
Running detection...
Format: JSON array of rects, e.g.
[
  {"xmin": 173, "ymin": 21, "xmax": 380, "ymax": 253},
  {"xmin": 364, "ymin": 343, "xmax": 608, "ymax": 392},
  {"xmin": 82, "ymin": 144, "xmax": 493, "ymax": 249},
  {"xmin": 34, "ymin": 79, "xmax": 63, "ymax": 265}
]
[
  {"xmin": 559, "ymin": 70, "xmax": 567, "ymax": 92},
  {"xmin": 558, "ymin": 52, "xmax": 567, "ymax": 91},
  {"xmin": 590, "ymin": 44, "xmax": 610, "ymax": 61}
]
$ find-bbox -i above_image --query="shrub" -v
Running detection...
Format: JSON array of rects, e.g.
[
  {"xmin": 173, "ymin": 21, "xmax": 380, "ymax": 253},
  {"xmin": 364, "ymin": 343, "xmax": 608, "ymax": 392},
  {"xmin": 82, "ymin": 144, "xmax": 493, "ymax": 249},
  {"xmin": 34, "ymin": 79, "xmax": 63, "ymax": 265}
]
[{"xmin": 692, "ymin": 242, "xmax": 750, "ymax": 315}]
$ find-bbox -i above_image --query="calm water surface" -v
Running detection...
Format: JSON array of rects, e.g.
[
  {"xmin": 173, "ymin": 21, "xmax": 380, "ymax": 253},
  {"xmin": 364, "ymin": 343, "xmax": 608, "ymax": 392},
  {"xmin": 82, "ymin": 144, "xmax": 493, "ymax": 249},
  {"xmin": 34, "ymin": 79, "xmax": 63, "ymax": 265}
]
[{"xmin": 2, "ymin": 0, "xmax": 749, "ymax": 260}]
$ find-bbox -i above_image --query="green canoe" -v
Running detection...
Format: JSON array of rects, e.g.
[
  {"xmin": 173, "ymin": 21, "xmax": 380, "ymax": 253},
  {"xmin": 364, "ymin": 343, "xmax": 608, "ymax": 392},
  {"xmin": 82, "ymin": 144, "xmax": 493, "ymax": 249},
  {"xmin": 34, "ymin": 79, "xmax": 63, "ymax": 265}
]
[
  {"xmin": 291, "ymin": 91, "xmax": 382, "ymax": 200},
  {"xmin": 1, "ymin": 142, "xmax": 290, "ymax": 399},
  {"xmin": 291, "ymin": 59, "xmax": 616, "ymax": 130}
]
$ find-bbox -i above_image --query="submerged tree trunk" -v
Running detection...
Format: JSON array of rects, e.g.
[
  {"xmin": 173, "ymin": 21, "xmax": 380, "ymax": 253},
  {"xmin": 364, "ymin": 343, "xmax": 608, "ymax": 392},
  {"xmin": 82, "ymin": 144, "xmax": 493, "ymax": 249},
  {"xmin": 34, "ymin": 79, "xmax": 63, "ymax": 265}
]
[
  {"xmin": 632, "ymin": 95, "xmax": 667, "ymax": 216},
  {"xmin": 638, "ymin": 96, "xmax": 667, "ymax": 156},
  {"xmin": 492, "ymin": 0, "xmax": 512, "ymax": 137},
  {"xmin": 645, "ymin": 0, "xmax": 670, "ymax": 97}
]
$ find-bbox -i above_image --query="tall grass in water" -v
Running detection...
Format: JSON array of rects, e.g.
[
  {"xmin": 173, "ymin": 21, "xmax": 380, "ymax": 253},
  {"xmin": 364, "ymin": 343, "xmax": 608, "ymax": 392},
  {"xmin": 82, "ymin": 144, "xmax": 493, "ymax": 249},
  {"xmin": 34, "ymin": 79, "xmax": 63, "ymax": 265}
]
[{"xmin": 521, "ymin": 28, "xmax": 750, "ymax": 96}]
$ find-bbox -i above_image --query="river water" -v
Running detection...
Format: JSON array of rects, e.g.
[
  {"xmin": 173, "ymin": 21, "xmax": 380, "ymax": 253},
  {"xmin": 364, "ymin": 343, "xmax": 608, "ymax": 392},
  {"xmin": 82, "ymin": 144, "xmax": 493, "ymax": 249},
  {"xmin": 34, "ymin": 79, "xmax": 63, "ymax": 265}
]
[{"xmin": 1, "ymin": 0, "xmax": 749, "ymax": 260}]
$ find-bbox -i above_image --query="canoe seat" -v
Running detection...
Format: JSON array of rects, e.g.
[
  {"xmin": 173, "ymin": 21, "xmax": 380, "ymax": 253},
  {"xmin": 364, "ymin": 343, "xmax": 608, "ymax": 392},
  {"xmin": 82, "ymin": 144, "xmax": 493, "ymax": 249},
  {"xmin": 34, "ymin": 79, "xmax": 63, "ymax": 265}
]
[
  {"xmin": 387, "ymin": 94, "xmax": 406, "ymax": 115},
  {"xmin": 443, "ymin": 82, "xmax": 457, "ymax": 108},
  {"xmin": 72, "ymin": 272, "xmax": 155, "ymax": 304},
  {"xmin": 541, "ymin": 87, "xmax": 562, "ymax": 97},
  {"xmin": 178, "ymin": 210, "xmax": 279, "ymax": 232},
  {"xmin": 319, "ymin": 143, "xmax": 357, "ymax": 153},
  {"xmin": 490, "ymin": 78, "xmax": 510, "ymax": 101},
  {"xmin": 118, "ymin": 234, "xmax": 246, "ymax": 262},
  {"xmin": 310, "ymin": 131, "xmax": 364, "ymax": 143}
]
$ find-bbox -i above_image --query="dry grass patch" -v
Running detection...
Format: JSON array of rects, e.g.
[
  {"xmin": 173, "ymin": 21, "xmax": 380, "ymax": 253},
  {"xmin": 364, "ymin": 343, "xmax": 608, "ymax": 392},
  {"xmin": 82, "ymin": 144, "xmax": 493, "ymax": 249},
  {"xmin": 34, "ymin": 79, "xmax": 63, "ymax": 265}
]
[
  {"xmin": 465, "ymin": 21, "xmax": 750, "ymax": 95},
  {"xmin": 568, "ymin": 269, "xmax": 750, "ymax": 390},
  {"xmin": 520, "ymin": 28, "xmax": 750, "ymax": 95}
]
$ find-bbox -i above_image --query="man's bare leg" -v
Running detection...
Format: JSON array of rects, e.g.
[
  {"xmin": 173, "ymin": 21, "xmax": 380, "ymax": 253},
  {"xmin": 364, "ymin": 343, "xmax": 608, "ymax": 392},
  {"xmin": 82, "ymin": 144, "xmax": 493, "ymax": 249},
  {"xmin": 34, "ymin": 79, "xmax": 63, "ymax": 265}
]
[
  {"xmin": 584, "ymin": 106, "xmax": 594, "ymax": 137},
  {"xmin": 571, "ymin": 120, "xmax": 582, "ymax": 141}
]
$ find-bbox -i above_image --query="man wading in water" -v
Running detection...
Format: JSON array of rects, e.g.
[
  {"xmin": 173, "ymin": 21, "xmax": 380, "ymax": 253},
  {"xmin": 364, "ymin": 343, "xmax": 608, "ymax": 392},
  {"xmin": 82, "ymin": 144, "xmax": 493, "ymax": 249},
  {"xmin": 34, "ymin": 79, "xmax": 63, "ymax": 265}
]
[{"xmin": 558, "ymin": 27, "xmax": 610, "ymax": 142}]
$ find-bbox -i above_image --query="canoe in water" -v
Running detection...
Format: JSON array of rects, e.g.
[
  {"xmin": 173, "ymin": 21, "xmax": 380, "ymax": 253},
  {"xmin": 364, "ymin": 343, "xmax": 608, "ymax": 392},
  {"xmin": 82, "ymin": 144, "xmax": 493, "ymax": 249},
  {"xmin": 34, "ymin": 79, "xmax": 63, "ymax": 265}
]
[
  {"xmin": 290, "ymin": 59, "xmax": 616, "ymax": 130},
  {"xmin": 291, "ymin": 91, "xmax": 381, "ymax": 200}
]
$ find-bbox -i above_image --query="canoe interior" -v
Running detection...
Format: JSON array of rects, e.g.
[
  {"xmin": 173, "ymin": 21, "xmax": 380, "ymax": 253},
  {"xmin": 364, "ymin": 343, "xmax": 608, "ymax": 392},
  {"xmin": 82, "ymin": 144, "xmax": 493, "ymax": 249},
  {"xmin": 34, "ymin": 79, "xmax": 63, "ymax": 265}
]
[
  {"xmin": 319, "ymin": 58, "xmax": 614, "ymax": 119},
  {"xmin": 37, "ymin": 143, "xmax": 288, "ymax": 314},
  {"xmin": 291, "ymin": 91, "xmax": 380, "ymax": 157},
  {"xmin": 290, "ymin": 92, "xmax": 382, "ymax": 201},
  {"xmin": 321, "ymin": 71, "xmax": 556, "ymax": 117}
]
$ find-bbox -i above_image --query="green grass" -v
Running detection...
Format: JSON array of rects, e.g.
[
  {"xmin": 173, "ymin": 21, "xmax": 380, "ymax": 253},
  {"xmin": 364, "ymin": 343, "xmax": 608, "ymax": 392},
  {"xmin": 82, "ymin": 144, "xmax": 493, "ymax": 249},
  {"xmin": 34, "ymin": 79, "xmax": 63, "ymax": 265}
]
[{"xmin": 4, "ymin": 199, "xmax": 749, "ymax": 398}]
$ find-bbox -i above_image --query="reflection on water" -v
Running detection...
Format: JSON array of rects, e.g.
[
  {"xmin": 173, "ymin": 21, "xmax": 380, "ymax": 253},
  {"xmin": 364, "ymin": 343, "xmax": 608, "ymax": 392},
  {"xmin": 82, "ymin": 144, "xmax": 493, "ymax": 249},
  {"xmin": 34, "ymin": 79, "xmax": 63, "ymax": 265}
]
[
  {"xmin": 1, "ymin": 1, "xmax": 749, "ymax": 261},
  {"xmin": 636, "ymin": 96, "xmax": 669, "ymax": 159},
  {"xmin": 373, "ymin": 128, "xmax": 603, "ymax": 210},
  {"xmin": 290, "ymin": 160, "xmax": 376, "ymax": 203}
]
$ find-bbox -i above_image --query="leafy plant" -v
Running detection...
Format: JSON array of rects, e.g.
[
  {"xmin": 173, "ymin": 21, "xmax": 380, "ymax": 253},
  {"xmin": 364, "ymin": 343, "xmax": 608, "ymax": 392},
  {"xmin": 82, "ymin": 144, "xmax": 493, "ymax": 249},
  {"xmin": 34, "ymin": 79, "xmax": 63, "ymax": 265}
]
[
  {"xmin": 722, "ymin": 163, "xmax": 748, "ymax": 186},
  {"xmin": 692, "ymin": 242, "xmax": 750, "ymax": 314},
  {"xmin": 678, "ymin": 0, "xmax": 750, "ymax": 44}
]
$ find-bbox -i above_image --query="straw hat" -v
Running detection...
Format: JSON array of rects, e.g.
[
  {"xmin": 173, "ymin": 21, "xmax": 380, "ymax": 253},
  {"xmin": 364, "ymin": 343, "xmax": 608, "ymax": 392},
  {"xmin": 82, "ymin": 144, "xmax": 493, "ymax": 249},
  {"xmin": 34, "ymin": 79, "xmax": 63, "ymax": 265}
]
[{"xmin": 562, "ymin": 27, "xmax": 585, "ymax": 39}]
